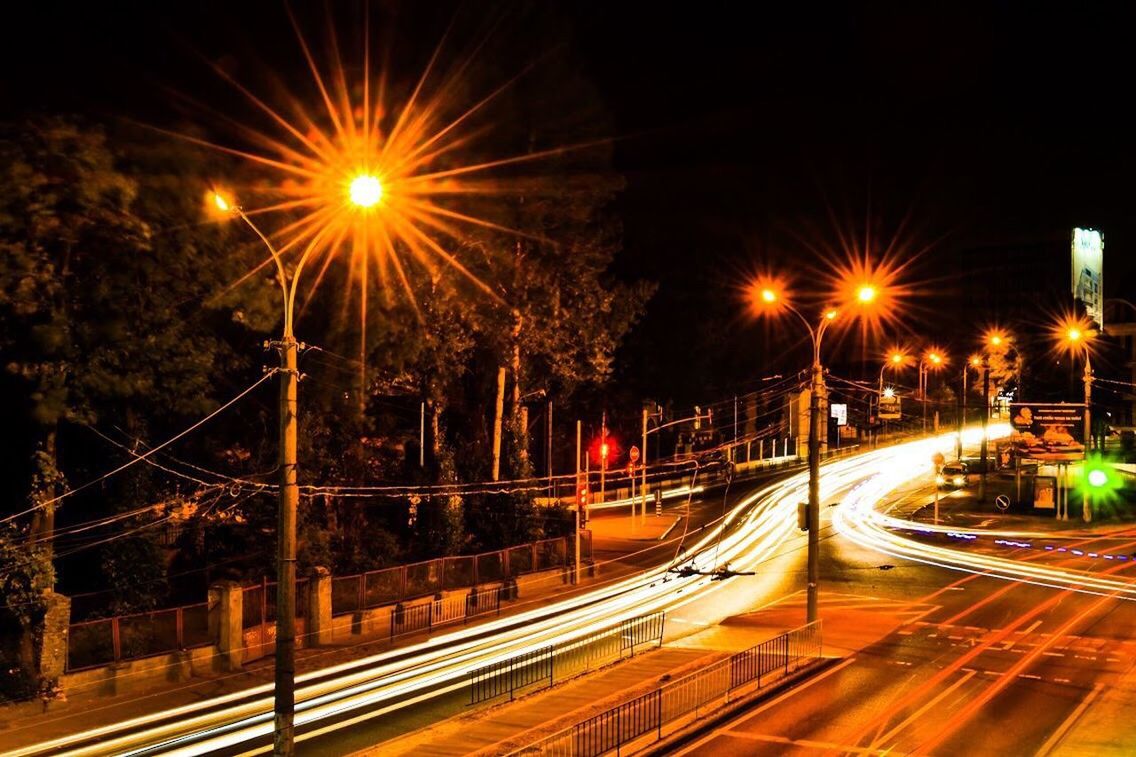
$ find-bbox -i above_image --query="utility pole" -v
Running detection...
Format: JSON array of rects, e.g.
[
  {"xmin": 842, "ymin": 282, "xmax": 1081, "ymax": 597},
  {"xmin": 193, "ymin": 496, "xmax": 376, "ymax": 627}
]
[
  {"xmin": 419, "ymin": 401, "xmax": 426, "ymax": 468},
  {"xmin": 547, "ymin": 399, "xmax": 554, "ymax": 496},
  {"xmin": 641, "ymin": 406, "xmax": 648, "ymax": 525},
  {"xmin": 599, "ymin": 410, "xmax": 607, "ymax": 506},
  {"xmin": 807, "ymin": 360, "xmax": 824, "ymax": 624},
  {"xmin": 1083, "ymin": 355, "xmax": 1093, "ymax": 522},
  {"xmin": 575, "ymin": 419, "xmax": 582, "ymax": 584},
  {"xmin": 956, "ymin": 366, "xmax": 968, "ymax": 461},
  {"xmin": 979, "ymin": 359, "xmax": 990, "ymax": 502},
  {"xmin": 273, "ymin": 335, "xmax": 299, "ymax": 756}
]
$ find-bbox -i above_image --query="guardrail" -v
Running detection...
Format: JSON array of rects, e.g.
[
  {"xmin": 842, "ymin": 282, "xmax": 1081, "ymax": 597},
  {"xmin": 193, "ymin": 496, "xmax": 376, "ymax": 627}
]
[
  {"xmin": 470, "ymin": 611, "xmax": 666, "ymax": 705},
  {"xmin": 509, "ymin": 620, "xmax": 822, "ymax": 756}
]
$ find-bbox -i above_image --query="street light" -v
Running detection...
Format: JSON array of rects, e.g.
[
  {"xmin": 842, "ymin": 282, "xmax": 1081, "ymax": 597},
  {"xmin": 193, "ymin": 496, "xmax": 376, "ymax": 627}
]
[
  {"xmin": 874, "ymin": 349, "xmax": 907, "ymax": 444},
  {"xmin": 750, "ymin": 276, "xmax": 882, "ymax": 624},
  {"xmin": 919, "ymin": 349, "xmax": 946, "ymax": 432},
  {"xmin": 1056, "ymin": 315, "xmax": 1097, "ymax": 522},
  {"xmin": 210, "ymin": 179, "xmax": 379, "ymax": 755},
  {"xmin": 955, "ymin": 354, "xmax": 983, "ymax": 460}
]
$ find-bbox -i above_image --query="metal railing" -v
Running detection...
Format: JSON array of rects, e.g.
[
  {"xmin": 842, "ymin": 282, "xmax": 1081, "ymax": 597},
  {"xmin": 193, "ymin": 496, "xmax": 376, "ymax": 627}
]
[
  {"xmin": 332, "ymin": 533, "xmax": 591, "ymax": 617},
  {"xmin": 391, "ymin": 587, "xmax": 501, "ymax": 640},
  {"xmin": 471, "ymin": 646, "xmax": 555, "ymax": 704},
  {"xmin": 471, "ymin": 611, "xmax": 666, "ymax": 705},
  {"xmin": 510, "ymin": 621, "xmax": 821, "ymax": 757},
  {"xmin": 66, "ymin": 603, "xmax": 212, "ymax": 672}
]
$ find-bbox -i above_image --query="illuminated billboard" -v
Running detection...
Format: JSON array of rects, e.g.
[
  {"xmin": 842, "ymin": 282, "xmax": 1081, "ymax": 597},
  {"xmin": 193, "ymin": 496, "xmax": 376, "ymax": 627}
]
[{"xmin": 1071, "ymin": 227, "xmax": 1103, "ymax": 329}]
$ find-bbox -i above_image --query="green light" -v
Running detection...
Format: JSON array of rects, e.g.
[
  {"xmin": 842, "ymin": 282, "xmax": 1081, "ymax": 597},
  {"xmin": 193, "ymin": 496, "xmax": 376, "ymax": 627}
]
[{"xmin": 1077, "ymin": 455, "xmax": 1124, "ymax": 508}]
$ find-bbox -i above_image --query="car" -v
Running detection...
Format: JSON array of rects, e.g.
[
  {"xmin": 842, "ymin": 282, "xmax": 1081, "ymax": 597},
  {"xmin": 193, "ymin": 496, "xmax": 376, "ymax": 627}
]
[{"xmin": 936, "ymin": 462, "xmax": 968, "ymax": 489}]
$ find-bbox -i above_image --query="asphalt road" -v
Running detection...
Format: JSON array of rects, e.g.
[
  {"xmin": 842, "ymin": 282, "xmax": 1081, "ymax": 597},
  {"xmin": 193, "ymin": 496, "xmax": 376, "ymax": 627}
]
[{"xmin": 678, "ymin": 475, "xmax": 1136, "ymax": 756}]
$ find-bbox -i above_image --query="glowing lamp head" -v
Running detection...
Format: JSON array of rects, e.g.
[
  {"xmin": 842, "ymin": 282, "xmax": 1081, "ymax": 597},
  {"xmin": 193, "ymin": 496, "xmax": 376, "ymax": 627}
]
[
  {"xmin": 349, "ymin": 174, "xmax": 383, "ymax": 208},
  {"xmin": 1067, "ymin": 327, "xmax": 1082, "ymax": 343},
  {"xmin": 212, "ymin": 192, "xmax": 231, "ymax": 212},
  {"xmin": 759, "ymin": 288, "xmax": 778, "ymax": 304},
  {"xmin": 929, "ymin": 353, "xmax": 942, "ymax": 365},
  {"xmin": 970, "ymin": 355, "xmax": 982, "ymax": 367},
  {"xmin": 889, "ymin": 352, "xmax": 904, "ymax": 365},
  {"xmin": 824, "ymin": 309, "xmax": 838, "ymax": 321},
  {"xmin": 600, "ymin": 442, "xmax": 609, "ymax": 459},
  {"xmin": 1087, "ymin": 468, "xmax": 1108, "ymax": 488},
  {"xmin": 882, "ymin": 387, "xmax": 895, "ymax": 399},
  {"xmin": 856, "ymin": 285, "xmax": 878, "ymax": 304}
]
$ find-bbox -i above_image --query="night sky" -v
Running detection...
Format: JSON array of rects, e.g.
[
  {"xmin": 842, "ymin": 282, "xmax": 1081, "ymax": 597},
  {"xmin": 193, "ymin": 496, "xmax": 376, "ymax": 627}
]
[{"xmin": 4, "ymin": 1, "xmax": 1133, "ymax": 402}]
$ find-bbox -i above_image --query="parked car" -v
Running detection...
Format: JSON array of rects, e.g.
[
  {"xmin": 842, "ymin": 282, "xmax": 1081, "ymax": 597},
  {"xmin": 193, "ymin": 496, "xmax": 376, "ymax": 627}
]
[{"xmin": 936, "ymin": 462, "xmax": 968, "ymax": 489}]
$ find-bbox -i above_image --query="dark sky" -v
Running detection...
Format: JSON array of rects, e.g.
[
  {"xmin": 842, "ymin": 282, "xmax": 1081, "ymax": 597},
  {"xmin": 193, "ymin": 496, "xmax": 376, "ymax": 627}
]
[{"xmin": 3, "ymin": 1, "xmax": 1133, "ymax": 401}]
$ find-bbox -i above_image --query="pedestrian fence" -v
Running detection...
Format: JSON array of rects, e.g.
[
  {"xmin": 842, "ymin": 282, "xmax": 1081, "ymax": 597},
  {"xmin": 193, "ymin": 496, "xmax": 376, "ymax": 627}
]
[
  {"xmin": 390, "ymin": 586, "xmax": 501, "ymax": 640},
  {"xmin": 331, "ymin": 534, "xmax": 590, "ymax": 617},
  {"xmin": 471, "ymin": 611, "xmax": 666, "ymax": 705},
  {"xmin": 66, "ymin": 533, "xmax": 586, "ymax": 672},
  {"xmin": 508, "ymin": 620, "xmax": 822, "ymax": 757},
  {"xmin": 66, "ymin": 603, "xmax": 213, "ymax": 672}
]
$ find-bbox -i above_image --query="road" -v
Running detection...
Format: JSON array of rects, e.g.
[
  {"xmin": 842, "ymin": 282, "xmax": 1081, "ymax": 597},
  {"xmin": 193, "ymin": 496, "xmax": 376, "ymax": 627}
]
[
  {"xmin": 5, "ymin": 458, "xmax": 816, "ymax": 756},
  {"xmin": 21, "ymin": 427, "xmax": 1092, "ymax": 757},
  {"xmin": 680, "ymin": 429, "xmax": 1136, "ymax": 756}
]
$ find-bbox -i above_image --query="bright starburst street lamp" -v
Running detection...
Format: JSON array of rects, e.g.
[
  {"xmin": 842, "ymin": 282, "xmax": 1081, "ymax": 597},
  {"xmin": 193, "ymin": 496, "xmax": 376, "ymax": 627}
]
[
  {"xmin": 873, "ymin": 349, "xmax": 907, "ymax": 444},
  {"xmin": 750, "ymin": 271, "xmax": 893, "ymax": 624},
  {"xmin": 348, "ymin": 174, "xmax": 383, "ymax": 208},
  {"xmin": 188, "ymin": 11, "xmax": 588, "ymax": 750},
  {"xmin": 918, "ymin": 349, "xmax": 947, "ymax": 433}
]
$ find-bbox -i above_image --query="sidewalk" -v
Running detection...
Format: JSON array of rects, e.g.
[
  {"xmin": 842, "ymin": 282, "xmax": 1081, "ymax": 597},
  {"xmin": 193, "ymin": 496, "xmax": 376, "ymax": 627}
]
[
  {"xmin": 361, "ymin": 590, "xmax": 917, "ymax": 757},
  {"xmin": 890, "ymin": 477, "xmax": 1136, "ymax": 538}
]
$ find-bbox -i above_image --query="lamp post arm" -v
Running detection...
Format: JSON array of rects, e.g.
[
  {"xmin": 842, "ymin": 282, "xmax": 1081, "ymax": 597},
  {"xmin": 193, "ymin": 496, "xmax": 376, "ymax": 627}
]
[{"xmin": 235, "ymin": 207, "xmax": 292, "ymax": 336}]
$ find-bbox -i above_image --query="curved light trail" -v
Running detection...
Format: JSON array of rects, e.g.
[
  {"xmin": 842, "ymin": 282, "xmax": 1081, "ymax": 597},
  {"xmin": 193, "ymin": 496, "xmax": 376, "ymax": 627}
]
[
  {"xmin": 12, "ymin": 428, "xmax": 1018, "ymax": 756},
  {"xmin": 834, "ymin": 424, "xmax": 1136, "ymax": 601}
]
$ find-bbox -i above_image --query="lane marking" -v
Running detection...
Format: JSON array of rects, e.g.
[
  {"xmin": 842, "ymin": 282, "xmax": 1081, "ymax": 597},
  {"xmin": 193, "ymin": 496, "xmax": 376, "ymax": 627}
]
[
  {"xmin": 1036, "ymin": 683, "xmax": 1105, "ymax": 756},
  {"xmin": 871, "ymin": 669, "xmax": 977, "ymax": 748},
  {"xmin": 672, "ymin": 656, "xmax": 857, "ymax": 756}
]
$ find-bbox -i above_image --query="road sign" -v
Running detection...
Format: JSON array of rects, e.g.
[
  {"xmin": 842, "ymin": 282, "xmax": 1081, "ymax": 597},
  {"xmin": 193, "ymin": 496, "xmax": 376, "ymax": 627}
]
[
  {"xmin": 629, "ymin": 445, "xmax": 640, "ymax": 463},
  {"xmin": 879, "ymin": 394, "xmax": 901, "ymax": 420},
  {"xmin": 995, "ymin": 495, "xmax": 1010, "ymax": 512}
]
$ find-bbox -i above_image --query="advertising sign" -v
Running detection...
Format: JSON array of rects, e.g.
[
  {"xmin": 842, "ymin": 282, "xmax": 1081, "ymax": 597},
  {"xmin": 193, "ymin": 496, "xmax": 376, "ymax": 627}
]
[
  {"xmin": 878, "ymin": 394, "xmax": 901, "ymax": 420},
  {"xmin": 1010, "ymin": 403, "xmax": 1085, "ymax": 461},
  {"xmin": 830, "ymin": 403, "xmax": 848, "ymax": 426},
  {"xmin": 1033, "ymin": 476, "xmax": 1056, "ymax": 510},
  {"xmin": 1072, "ymin": 227, "xmax": 1104, "ymax": 329}
]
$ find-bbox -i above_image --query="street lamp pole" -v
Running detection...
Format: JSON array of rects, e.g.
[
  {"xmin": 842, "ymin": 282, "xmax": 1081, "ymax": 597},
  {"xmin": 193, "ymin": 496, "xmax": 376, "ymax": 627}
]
[
  {"xmin": 214, "ymin": 181, "xmax": 378, "ymax": 756},
  {"xmin": 979, "ymin": 357, "xmax": 990, "ymax": 503},
  {"xmin": 218, "ymin": 198, "xmax": 301, "ymax": 756},
  {"xmin": 1083, "ymin": 353, "xmax": 1093, "ymax": 522},
  {"xmin": 783, "ymin": 305, "xmax": 835, "ymax": 625},
  {"xmin": 752, "ymin": 280, "xmax": 881, "ymax": 626}
]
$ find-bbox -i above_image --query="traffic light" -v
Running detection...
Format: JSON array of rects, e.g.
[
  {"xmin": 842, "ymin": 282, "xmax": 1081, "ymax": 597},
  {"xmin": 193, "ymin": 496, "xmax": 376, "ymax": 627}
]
[
  {"xmin": 1078, "ymin": 455, "xmax": 1123, "ymax": 504},
  {"xmin": 577, "ymin": 485, "xmax": 590, "ymax": 507}
]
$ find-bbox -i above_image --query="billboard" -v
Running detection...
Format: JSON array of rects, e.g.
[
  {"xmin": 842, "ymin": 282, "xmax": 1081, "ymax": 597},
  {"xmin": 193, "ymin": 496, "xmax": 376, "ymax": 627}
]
[
  {"xmin": 830, "ymin": 403, "xmax": 848, "ymax": 426},
  {"xmin": 878, "ymin": 394, "xmax": 901, "ymax": 420},
  {"xmin": 1010, "ymin": 403, "xmax": 1085, "ymax": 461},
  {"xmin": 1072, "ymin": 227, "xmax": 1103, "ymax": 329}
]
